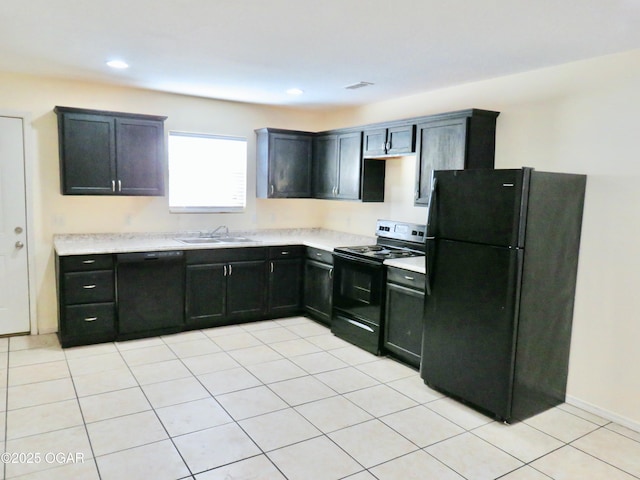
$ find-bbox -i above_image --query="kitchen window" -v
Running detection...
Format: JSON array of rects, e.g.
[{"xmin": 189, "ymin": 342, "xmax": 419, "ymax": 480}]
[{"xmin": 168, "ymin": 131, "xmax": 247, "ymax": 213}]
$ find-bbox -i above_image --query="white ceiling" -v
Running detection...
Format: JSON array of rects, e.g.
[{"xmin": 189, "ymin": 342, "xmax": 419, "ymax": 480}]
[{"xmin": 1, "ymin": 0, "xmax": 639, "ymax": 107}]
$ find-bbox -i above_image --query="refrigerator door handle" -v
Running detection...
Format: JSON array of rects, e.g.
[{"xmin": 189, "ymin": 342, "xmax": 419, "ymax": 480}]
[{"xmin": 425, "ymin": 176, "xmax": 438, "ymax": 296}]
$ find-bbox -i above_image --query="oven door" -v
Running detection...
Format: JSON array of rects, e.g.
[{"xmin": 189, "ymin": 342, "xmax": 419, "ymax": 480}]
[{"xmin": 331, "ymin": 253, "xmax": 385, "ymax": 354}]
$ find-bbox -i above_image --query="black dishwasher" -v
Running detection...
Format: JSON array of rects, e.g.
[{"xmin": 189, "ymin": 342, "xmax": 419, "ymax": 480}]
[{"xmin": 116, "ymin": 251, "xmax": 185, "ymax": 339}]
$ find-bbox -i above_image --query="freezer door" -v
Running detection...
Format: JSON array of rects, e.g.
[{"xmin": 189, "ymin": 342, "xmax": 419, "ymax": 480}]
[
  {"xmin": 421, "ymin": 239, "xmax": 522, "ymax": 420},
  {"xmin": 432, "ymin": 169, "xmax": 528, "ymax": 248}
]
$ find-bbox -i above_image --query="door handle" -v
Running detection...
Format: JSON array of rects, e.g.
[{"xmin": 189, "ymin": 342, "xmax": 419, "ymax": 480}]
[{"xmin": 15, "ymin": 241, "xmax": 24, "ymax": 249}]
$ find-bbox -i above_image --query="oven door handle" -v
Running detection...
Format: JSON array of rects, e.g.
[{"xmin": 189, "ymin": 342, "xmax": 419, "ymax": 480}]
[{"xmin": 347, "ymin": 318, "xmax": 375, "ymax": 333}]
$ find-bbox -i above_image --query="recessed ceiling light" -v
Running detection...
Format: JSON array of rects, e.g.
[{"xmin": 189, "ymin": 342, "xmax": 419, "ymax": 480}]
[
  {"xmin": 106, "ymin": 60, "xmax": 129, "ymax": 69},
  {"xmin": 286, "ymin": 88, "xmax": 304, "ymax": 96}
]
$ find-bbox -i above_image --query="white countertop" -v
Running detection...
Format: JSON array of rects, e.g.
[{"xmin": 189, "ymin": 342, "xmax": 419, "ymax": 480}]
[
  {"xmin": 384, "ymin": 256, "xmax": 426, "ymax": 274},
  {"xmin": 53, "ymin": 227, "xmax": 426, "ymax": 273},
  {"xmin": 53, "ymin": 228, "xmax": 376, "ymax": 256}
]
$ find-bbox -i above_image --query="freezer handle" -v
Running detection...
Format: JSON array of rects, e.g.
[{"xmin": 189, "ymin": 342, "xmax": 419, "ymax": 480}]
[{"xmin": 424, "ymin": 176, "xmax": 437, "ymax": 296}]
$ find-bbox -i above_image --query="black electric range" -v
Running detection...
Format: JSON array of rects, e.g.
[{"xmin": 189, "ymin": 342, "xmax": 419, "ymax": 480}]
[{"xmin": 331, "ymin": 220, "xmax": 426, "ymax": 354}]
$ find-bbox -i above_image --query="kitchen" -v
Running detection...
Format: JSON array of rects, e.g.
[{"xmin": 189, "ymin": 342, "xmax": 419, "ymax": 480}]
[{"xmin": 1, "ymin": 2, "xmax": 640, "ymax": 479}]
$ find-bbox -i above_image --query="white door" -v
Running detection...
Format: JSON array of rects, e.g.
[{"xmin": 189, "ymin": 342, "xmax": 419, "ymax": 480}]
[{"xmin": 0, "ymin": 115, "xmax": 31, "ymax": 335}]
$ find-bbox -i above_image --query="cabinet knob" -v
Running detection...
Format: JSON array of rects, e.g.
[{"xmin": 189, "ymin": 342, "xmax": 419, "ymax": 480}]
[{"xmin": 15, "ymin": 241, "xmax": 24, "ymax": 249}]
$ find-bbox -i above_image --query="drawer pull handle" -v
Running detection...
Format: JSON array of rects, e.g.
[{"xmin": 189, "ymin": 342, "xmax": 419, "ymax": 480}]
[
  {"xmin": 82, "ymin": 259, "xmax": 96, "ymax": 264},
  {"xmin": 83, "ymin": 284, "xmax": 97, "ymax": 289},
  {"xmin": 316, "ymin": 253, "xmax": 322, "ymax": 256},
  {"xmin": 404, "ymin": 276, "xmax": 415, "ymax": 280},
  {"xmin": 281, "ymin": 251, "xmax": 290, "ymax": 255},
  {"xmin": 84, "ymin": 317, "xmax": 98, "ymax": 322}
]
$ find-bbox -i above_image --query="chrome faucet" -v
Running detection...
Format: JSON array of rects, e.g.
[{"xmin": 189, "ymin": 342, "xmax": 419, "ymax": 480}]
[{"xmin": 202, "ymin": 225, "xmax": 228, "ymax": 237}]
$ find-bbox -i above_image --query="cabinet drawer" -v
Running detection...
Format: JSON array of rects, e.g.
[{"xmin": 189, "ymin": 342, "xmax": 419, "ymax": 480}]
[
  {"xmin": 306, "ymin": 247, "xmax": 333, "ymax": 265},
  {"xmin": 387, "ymin": 268, "xmax": 425, "ymax": 291},
  {"xmin": 268, "ymin": 245, "xmax": 304, "ymax": 259},
  {"xmin": 63, "ymin": 271, "xmax": 114, "ymax": 304},
  {"xmin": 60, "ymin": 254, "xmax": 113, "ymax": 272},
  {"xmin": 63, "ymin": 303, "xmax": 115, "ymax": 336}
]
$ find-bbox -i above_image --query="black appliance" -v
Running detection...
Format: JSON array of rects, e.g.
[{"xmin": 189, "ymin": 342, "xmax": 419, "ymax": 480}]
[
  {"xmin": 421, "ymin": 167, "xmax": 586, "ymax": 422},
  {"xmin": 116, "ymin": 251, "xmax": 185, "ymax": 339},
  {"xmin": 332, "ymin": 220, "xmax": 426, "ymax": 354}
]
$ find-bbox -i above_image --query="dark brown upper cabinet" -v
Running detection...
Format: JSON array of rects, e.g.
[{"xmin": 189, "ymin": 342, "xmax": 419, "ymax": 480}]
[
  {"xmin": 414, "ymin": 109, "xmax": 499, "ymax": 206},
  {"xmin": 55, "ymin": 106, "xmax": 166, "ymax": 196},
  {"xmin": 312, "ymin": 131, "xmax": 363, "ymax": 200},
  {"xmin": 363, "ymin": 124, "xmax": 416, "ymax": 158},
  {"xmin": 255, "ymin": 128, "xmax": 314, "ymax": 198}
]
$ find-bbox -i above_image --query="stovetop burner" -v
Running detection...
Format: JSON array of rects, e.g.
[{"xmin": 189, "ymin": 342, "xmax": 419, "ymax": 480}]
[{"xmin": 336, "ymin": 244, "xmax": 424, "ymax": 260}]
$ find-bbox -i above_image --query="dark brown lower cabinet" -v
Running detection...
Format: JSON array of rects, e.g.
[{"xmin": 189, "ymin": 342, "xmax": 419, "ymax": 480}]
[
  {"xmin": 267, "ymin": 246, "xmax": 304, "ymax": 317},
  {"xmin": 185, "ymin": 248, "xmax": 267, "ymax": 328},
  {"xmin": 384, "ymin": 267, "xmax": 426, "ymax": 368},
  {"xmin": 303, "ymin": 247, "xmax": 333, "ymax": 325}
]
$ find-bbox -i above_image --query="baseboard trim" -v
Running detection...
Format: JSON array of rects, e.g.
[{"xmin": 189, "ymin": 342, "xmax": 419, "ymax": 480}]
[{"xmin": 566, "ymin": 394, "xmax": 640, "ymax": 434}]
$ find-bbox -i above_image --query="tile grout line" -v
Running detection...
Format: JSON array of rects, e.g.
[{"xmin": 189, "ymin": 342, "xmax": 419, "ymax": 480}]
[{"xmin": 62, "ymin": 341, "xmax": 104, "ymax": 480}]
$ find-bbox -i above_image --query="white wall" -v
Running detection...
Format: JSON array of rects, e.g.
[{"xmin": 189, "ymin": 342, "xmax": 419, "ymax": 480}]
[
  {"xmin": 321, "ymin": 50, "xmax": 640, "ymax": 429},
  {"xmin": 0, "ymin": 48, "xmax": 638, "ymax": 429}
]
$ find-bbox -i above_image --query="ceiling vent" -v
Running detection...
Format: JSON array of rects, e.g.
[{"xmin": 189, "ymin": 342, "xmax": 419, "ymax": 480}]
[{"xmin": 344, "ymin": 81, "xmax": 374, "ymax": 90}]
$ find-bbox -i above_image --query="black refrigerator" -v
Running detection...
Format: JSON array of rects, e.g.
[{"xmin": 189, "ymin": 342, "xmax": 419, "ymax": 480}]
[{"xmin": 420, "ymin": 167, "xmax": 586, "ymax": 422}]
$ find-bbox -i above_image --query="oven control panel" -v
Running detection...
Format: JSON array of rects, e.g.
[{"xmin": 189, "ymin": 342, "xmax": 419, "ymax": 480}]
[{"xmin": 375, "ymin": 219, "xmax": 426, "ymax": 244}]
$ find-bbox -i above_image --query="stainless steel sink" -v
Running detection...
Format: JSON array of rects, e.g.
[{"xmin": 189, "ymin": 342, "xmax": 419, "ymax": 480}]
[{"xmin": 177, "ymin": 236, "xmax": 255, "ymax": 245}]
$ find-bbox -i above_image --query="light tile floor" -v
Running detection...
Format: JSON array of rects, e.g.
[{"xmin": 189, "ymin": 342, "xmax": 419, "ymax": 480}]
[{"xmin": 0, "ymin": 316, "xmax": 639, "ymax": 480}]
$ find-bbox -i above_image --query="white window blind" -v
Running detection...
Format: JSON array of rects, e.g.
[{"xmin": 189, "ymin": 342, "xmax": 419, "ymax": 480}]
[{"xmin": 168, "ymin": 132, "xmax": 247, "ymax": 213}]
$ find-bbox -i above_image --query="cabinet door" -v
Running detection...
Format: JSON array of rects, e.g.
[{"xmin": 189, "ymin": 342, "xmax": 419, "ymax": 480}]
[
  {"xmin": 303, "ymin": 259, "xmax": 332, "ymax": 325},
  {"xmin": 227, "ymin": 260, "xmax": 266, "ymax": 317},
  {"xmin": 59, "ymin": 113, "xmax": 116, "ymax": 194},
  {"xmin": 414, "ymin": 118, "xmax": 467, "ymax": 206},
  {"xmin": 387, "ymin": 125, "xmax": 415, "ymax": 155},
  {"xmin": 116, "ymin": 118, "xmax": 165, "ymax": 196},
  {"xmin": 268, "ymin": 258, "xmax": 303, "ymax": 316},
  {"xmin": 269, "ymin": 132, "xmax": 313, "ymax": 197},
  {"xmin": 185, "ymin": 264, "xmax": 226, "ymax": 327},
  {"xmin": 362, "ymin": 128, "xmax": 388, "ymax": 157},
  {"xmin": 336, "ymin": 132, "xmax": 362, "ymax": 200},
  {"xmin": 384, "ymin": 282, "xmax": 423, "ymax": 368},
  {"xmin": 312, "ymin": 134, "xmax": 338, "ymax": 198}
]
